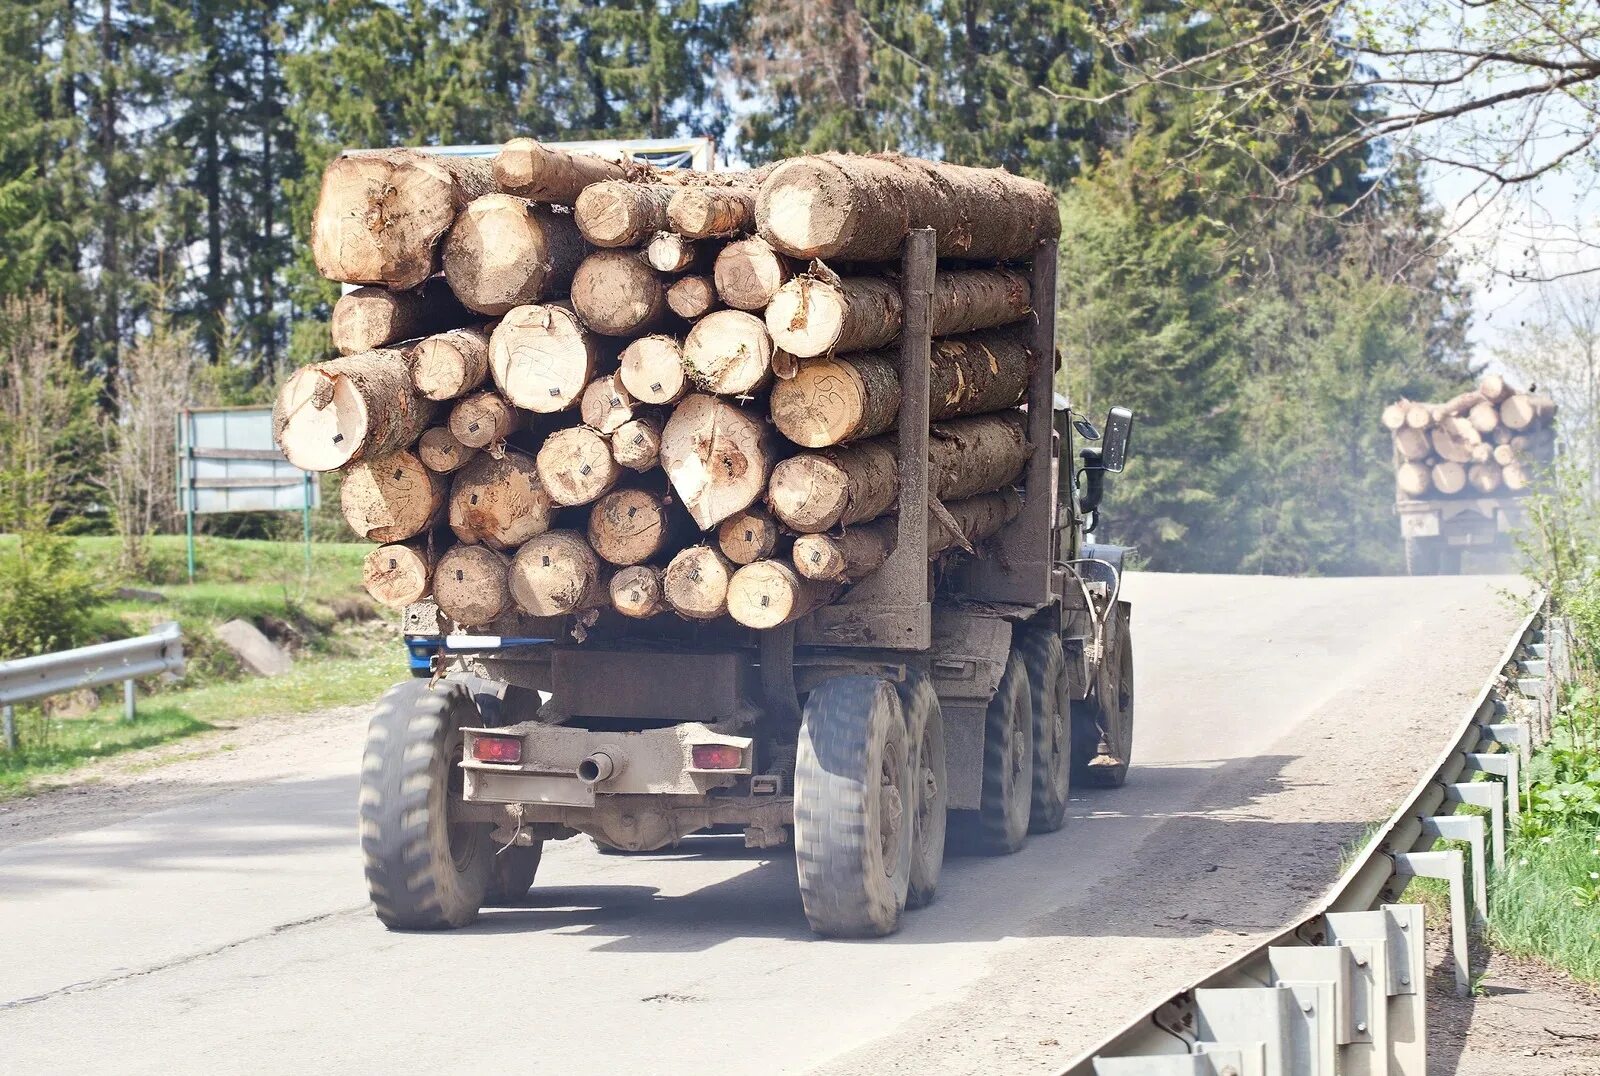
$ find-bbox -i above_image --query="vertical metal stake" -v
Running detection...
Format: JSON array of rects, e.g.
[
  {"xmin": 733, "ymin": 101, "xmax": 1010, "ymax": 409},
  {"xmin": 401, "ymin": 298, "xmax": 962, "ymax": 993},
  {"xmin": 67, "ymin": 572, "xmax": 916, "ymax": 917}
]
[
  {"xmin": 1394, "ymin": 850, "xmax": 1470, "ymax": 996},
  {"xmin": 2, "ymin": 705, "xmax": 15, "ymax": 752},
  {"xmin": 124, "ymin": 679, "xmax": 136, "ymax": 721},
  {"xmin": 303, "ymin": 473, "xmax": 314, "ymax": 577}
]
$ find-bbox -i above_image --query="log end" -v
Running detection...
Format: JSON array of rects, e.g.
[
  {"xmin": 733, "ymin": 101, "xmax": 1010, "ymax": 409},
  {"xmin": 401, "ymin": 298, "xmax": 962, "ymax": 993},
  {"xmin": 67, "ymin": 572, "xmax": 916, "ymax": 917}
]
[
  {"xmin": 764, "ymin": 277, "xmax": 846, "ymax": 359},
  {"xmin": 276, "ymin": 364, "xmax": 371, "ymax": 472},
  {"xmin": 754, "ymin": 157, "xmax": 858, "ymax": 260}
]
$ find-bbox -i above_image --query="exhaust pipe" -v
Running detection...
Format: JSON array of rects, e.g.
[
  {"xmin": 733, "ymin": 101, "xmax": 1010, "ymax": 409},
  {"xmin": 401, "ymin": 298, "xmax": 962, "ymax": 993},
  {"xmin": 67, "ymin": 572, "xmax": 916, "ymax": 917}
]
[{"xmin": 577, "ymin": 750, "xmax": 619, "ymax": 785}]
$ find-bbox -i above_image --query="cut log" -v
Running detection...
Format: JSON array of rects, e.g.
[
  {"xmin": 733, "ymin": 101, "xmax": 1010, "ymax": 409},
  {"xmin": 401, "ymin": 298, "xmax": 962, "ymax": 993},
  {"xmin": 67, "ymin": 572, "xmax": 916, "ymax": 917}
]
[
  {"xmin": 610, "ymin": 565, "xmax": 665, "ymax": 619},
  {"xmin": 1478, "ymin": 373, "xmax": 1512, "ymax": 403},
  {"xmin": 610, "ymin": 414, "xmax": 663, "ymax": 472},
  {"xmin": 755, "ymin": 152, "xmax": 1059, "ymax": 262},
  {"xmin": 509, "ymin": 530, "xmax": 605, "ymax": 617},
  {"xmin": 448, "ymin": 448, "xmax": 554, "ymax": 550},
  {"xmin": 447, "ymin": 390, "xmax": 522, "ymax": 449},
  {"xmin": 727, "ymin": 560, "xmax": 832, "ymax": 629},
  {"xmin": 713, "ymin": 237, "xmax": 794, "ymax": 311},
  {"xmin": 928, "ymin": 411, "xmax": 1031, "ymax": 500},
  {"xmin": 668, "ymin": 187, "xmax": 755, "ymax": 239},
  {"xmin": 682, "ymin": 309, "xmax": 778, "ymax": 395},
  {"xmin": 536, "ymin": 426, "xmax": 621, "ymax": 506},
  {"xmin": 489, "ymin": 303, "xmax": 596, "ymax": 412},
  {"xmin": 1430, "ymin": 417, "xmax": 1478, "ymax": 463},
  {"xmin": 1470, "ymin": 442, "xmax": 1492, "ymax": 464},
  {"xmin": 792, "ymin": 520, "xmax": 896, "ymax": 582},
  {"xmin": 574, "ymin": 181, "xmax": 674, "ymax": 248},
  {"xmin": 1431, "ymin": 461, "xmax": 1467, "ymax": 495},
  {"xmin": 1492, "ymin": 443, "xmax": 1517, "ymax": 466},
  {"xmin": 619, "ymin": 335, "xmax": 688, "ymax": 405},
  {"xmin": 928, "ymin": 488, "xmax": 1024, "ymax": 553},
  {"xmin": 311, "ymin": 149, "xmax": 493, "ymax": 289},
  {"xmin": 434, "ymin": 545, "xmax": 512, "ymax": 627},
  {"xmin": 1502, "ymin": 461, "xmax": 1531, "ymax": 491},
  {"xmin": 1393, "ymin": 426, "xmax": 1431, "ymax": 462},
  {"xmin": 716, "ymin": 507, "xmax": 781, "ymax": 565},
  {"xmin": 341, "ymin": 450, "xmax": 444, "ymax": 543},
  {"xmin": 1380, "ymin": 402, "xmax": 1408, "ymax": 431},
  {"xmin": 666, "ymin": 274, "xmax": 719, "ymax": 320},
  {"xmin": 1404, "ymin": 402, "xmax": 1432, "ymax": 430},
  {"xmin": 766, "ymin": 268, "xmax": 1030, "ymax": 358},
  {"xmin": 1492, "ymin": 427, "xmax": 1513, "ymax": 446},
  {"xmin": 570, "ymin": 250, "xmax": 669, "ymax": 336},
  {"xmin": 662, "ymin": 545, "xmax": 736, "ymax": 620},
  {"xmin": 1395, "ymin": 461, "xmax": 1432, "ymax": 497},
  {"xmin": 331, "ymin": 279, "xmax": 469, "ymax": 355},
  {"xmin": 587, "ymin": 487, "xmax": 671, "ymax": 566},
  {"xmin": 1499, "ymin": 393, "xmax": 1556, "ymax": 431},
  {"xmin": 363, "ymin": 542, "xmax": 434, "ymax": 609},
  {"xmin": 660, "ymin": 394, "xmax": 777, "ymax": 529},
  {"xmin": 1468, "ymin": 399, "xmax": 1501, "ymax": 434},
  {"xmin": 580, "ymin": 373, "xmax": 640, "ymax": 434},
  {"xmin": 1434, "ymin": 390, "xmax": 1485, "ymax": 420},
  {"xmin": 645, "ymin": 232, "xmax": 707, "ymax": 274},
  {"xmin": 768, "ymin": 329, "xmax": 1034, "ymax": 447},
  {"xmin": 767, "ymin": 439, "xmax": 898, "ymax": 533},
  {"xmin": 441, "ymin": 194, "xmax": 588, "ymax": 315},
  {"xmin": 417, "ymin": 426, "xmax": 474, "ymax": 474},
  {"xmin": 1467, "ymin": 462, "xmax": 1502, "ymax": 494},
  {"xmin": 410, "ymin": 325, "xmax": 491, "ymax": 401},
  {"xmin": 274, "ymin": 349, "xmax": 435, "ymax": 472},
  {"xmin": 493, "ymin": 137, "xmax": 632, "ymax": 204}
]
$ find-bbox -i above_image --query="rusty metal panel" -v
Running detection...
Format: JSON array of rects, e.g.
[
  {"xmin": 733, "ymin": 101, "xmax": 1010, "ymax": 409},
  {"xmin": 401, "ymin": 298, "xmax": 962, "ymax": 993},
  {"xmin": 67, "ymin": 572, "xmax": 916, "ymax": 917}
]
[{"xmin": 551, "ymin": 648, "xmax": 741, "ymax": 720}]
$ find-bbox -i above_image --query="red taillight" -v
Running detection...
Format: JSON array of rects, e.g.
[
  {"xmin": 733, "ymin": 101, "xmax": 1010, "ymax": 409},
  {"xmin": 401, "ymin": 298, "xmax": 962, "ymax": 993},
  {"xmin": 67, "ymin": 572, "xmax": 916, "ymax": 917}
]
[
  {"xmin": 471, "ymin": 734, "xmax": 522, "ymax": 764},
  {"xmin": 691, "ymin": 744, "xmax": 743, "ymax": 770}
]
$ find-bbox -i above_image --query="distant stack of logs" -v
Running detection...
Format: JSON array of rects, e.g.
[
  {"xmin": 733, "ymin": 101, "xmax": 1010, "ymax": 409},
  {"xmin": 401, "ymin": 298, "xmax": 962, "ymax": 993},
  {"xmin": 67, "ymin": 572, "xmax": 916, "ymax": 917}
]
[
  {"xmin": 1383, "ymin": 374, "xmax": 1556, "ymax": 498},
  {"xmin": 275, "ymin": 141, "xmax": 1057, "ymax": 632}
]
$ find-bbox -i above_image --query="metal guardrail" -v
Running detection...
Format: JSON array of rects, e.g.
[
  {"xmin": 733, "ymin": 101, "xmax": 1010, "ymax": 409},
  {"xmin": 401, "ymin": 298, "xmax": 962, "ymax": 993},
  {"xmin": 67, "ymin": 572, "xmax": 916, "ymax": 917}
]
[
  {"xmin": 0, "ymin": 622, "xmax": 185, "ymax": 750},
  {"xmin": 1067, "ymin": 596, "xmax": 1558, "ymax": 1076}
]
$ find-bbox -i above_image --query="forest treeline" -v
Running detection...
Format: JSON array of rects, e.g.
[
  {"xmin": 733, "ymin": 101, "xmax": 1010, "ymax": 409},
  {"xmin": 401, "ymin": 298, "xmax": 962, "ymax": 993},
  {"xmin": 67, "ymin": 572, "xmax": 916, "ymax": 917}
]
[{"xmin": 0, "ymin": 0, "xmax": 1476, "ymax": 573}]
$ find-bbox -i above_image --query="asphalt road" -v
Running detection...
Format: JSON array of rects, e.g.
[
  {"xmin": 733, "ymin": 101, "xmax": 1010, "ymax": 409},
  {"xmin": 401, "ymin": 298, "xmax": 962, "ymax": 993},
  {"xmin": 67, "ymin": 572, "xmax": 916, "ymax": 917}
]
[{"xmin": 0, "ymin": 574, "xmax": 1532, "ymax": 1075}]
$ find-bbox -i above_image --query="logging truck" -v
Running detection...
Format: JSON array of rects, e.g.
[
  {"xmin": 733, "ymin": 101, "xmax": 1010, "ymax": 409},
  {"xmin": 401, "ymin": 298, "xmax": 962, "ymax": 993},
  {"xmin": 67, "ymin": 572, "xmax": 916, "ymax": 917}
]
[{"xmin": 289, "ymin": 140, "xmax": 1138, "ymax": 937}]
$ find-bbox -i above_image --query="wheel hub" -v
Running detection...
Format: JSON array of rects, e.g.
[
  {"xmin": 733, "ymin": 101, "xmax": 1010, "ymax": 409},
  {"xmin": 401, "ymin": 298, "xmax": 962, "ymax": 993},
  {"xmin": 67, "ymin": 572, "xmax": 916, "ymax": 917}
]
[{"xmin": 879, "ymin": 756, "xmax": 904, "ymax": 871}]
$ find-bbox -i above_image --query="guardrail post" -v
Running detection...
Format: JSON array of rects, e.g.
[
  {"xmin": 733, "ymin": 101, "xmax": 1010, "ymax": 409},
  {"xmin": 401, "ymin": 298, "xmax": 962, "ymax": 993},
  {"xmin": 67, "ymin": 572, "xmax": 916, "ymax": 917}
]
[
  {"xmin": 1464, "ymin": 752, "xmax": 1520, "ymax": 824},
  {"xmin": 1445, "ymin": 782, "xmax": 1505, "ymax": 871},
  {"xmin": 1421, "ymin": 815, "xmax": 1487, "ymax": 924},
  {"xmin": 124, "ymin": 678, "xmax": 136, "ymax": 721},
  {"xmin": 2, "ymin": 704, "xmax": 14, "ymax": 752},
  {"xmin": 1393, "ymin": 850, "xmax": 1470, "ymax": 996}
]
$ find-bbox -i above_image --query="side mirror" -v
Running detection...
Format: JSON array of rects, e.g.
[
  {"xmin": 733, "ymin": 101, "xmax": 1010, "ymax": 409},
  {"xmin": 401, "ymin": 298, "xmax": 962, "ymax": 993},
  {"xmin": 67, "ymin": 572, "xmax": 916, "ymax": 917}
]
[{"xmin": 1101, "ymin": 407, "xmax": 1133, "ymax": 473}]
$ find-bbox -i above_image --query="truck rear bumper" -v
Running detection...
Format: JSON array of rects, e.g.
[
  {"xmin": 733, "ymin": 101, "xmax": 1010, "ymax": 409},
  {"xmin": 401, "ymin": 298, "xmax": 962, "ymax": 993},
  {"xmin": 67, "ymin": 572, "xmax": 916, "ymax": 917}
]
[{"xmin": 461, "ymin": 721, "xmax": 754, "ymax": 801}]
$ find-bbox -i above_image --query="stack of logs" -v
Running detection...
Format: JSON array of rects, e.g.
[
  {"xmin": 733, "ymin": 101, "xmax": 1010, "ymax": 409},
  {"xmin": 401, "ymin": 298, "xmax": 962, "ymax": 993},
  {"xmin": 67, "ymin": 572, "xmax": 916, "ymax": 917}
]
[
  {"xmin": 1383, "ymin": 374, "xmax": 1556, "ymax": 498},
  {"xmin": 274, "ymin": 141, "xmax": 1058, "ymax": 632}
]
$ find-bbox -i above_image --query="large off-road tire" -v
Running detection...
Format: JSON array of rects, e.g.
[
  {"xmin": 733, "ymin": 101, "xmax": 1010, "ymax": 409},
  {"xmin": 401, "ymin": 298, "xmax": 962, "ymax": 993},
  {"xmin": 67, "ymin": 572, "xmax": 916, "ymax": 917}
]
[
  {"xmin": 1072, "ymin": 605, "xmax": 1135, "ymax": 789},
  {"xmin": 1018, "ymin": 629, "xmax": 1071, "ymax": 833},
  {"xmin": 360, "ymin": 679, "xmax": 492, "ymax": 930},
  {"xmin": 974, "ymin": 650, "xmax": 1034, "ymax": 854},
  {"xmin": 795, "ymin": 676, "xmax": 913, "ymax": 937},
  {"xmin": 485, "ymin": 841, "xmax": 544, "ymax": 905},
  {"xmin": 898, "ymin": 671, "xmax": 947, "ymax": 909}
]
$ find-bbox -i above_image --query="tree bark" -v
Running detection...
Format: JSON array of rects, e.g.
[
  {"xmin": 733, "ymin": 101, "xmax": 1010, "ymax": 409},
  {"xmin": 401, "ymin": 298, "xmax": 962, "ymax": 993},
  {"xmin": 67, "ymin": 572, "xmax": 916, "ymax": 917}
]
[
  {"xmin": 755, "ymin": 152, "xmax": 1059, "ymax": 261},
  {"xmin": 666, "ymin": 274, "xmax": 719, "ymax": 320},
  {"xmin": 645, "ymin": 232, "xmax": 708, "ymax": 274},
  {"xmin": 489, "ymin": 303, "xmax": 597, "ymax": 412},
  {"xmin": 682, "ymin": 309, "xmax": 779, "ymax": 395},
  {"xmin": 574, "ymin": 181, "xmax": 674, "ymax": 248},
  {"xmin": 580, "ymin": 372, "xmax": 640, "ymax": 434},
  {"xmin": 274, "ymin": 349, "xmax": 436, "ymax": 472},
  {"xmin": 509, "ymin": 530, "xmax": 605, "ymax": 616},
  {"xmin": 1392, "ymin": 426, "xmax": 1431, "ymax": 462},
  {"xmin": 610, "ymin": 564, "xmax": 665, "ymax": 619},
  {"xmin": 928, "ymin": 488, "xmax": 1024, "ymax": 554},
  {"xmin": 493, "ymin": 137, "xmax": 631, "ymax": 204},
  {"xmin": 341, "ymin": 450, "xmax": 444, "ymax": 542},
  {"xmin": 713, "ymin": 236, "xmax": 795, "ymax": 311},
  {"xmin": 1499, "ymin": 393, "xmax": 1556, "ymax": 431},
  {"xmin": 716, "ymin": 506, "xmax": 782, "ymax": 564},
  {"xmin": 1467, "ymin": 462, "xmax": 1502, "ymax": 494},
  {"xmin": 331, "ymin": 278, "xmax": 470, "ymax": 355},
  {"xmin": 767, "ymin": 438, "xmax": 898, "ymax": 533},
  {"xmin": 586, "ymin": 486, "xmax": 672, "ymax": 566},
  {"xmin": 1395, "ymin": 461, "xmax": 1432, "ymax": 497},
  {"xmin": 447, "ymin": 389, "xmax": 522, "ymax": 449},
  {"xmin": 727, "ymin": 560, "xmax": 833, "ymax": 629},
  {"xmin": 441, "ymin": 194, "xmax": 588, "ymax": 315},
  {"xmin": 536, "ymin": 425, "xmax": 621, "ymax": 506},
  {"xmin": 928, "ymin": 411, "xmax": 1031, "ymax": 500},
  {"xmin": 571, "ymin": 250, "xmax": 669, "ymax": 336},
  {"xmin": 669, "ymin": 187, "xmax": 755, "ymax": 238},
  {"xmin": 417, "ymin": 426, "xmax": 474, "ymax": 473},
  {"xmin": 610, "ymin": 414, "xmax": 663, "ymax": 472},
  {"xmin": 765, "ymin": 268, "xmax": 1030, "ymax": 358},
  {"xmin": 619, "ymin": 335, "xmax": 688, "ymax": 405},
  {"xmin": 434, "ymin": 544, "xmax": 513, "ymax": 627},
  {"xmin": 363, "ymin": 541, "xmax": 434, "ymax": 609},
  {"xmin": 662, "ymin": 545, "xmax": 736, "ymax": 620},
  {"xmin": 312, "ymin": 149, "xmax": 493, "ymax": 289},
  {"xmin": 768, "ymin": 329, "xmax": 1034, "ymax": 447},
  {"xmin": 1431, "ymin": 460, "xmax": 1467, "ymax": 495},
  {"xmin": 448, "ymin": 448, "xmax": 554, "ymax": 550},
  {"xmin": 660, "ymin": 395, "xmax": 777, "ymax": 529},
  {"xmin": 410, "ymin": 325, "xmax": 491, "ymax": 401},
  {"xmin": 792, "ymin": 519, "xmax": 896, "ymax": 582}
]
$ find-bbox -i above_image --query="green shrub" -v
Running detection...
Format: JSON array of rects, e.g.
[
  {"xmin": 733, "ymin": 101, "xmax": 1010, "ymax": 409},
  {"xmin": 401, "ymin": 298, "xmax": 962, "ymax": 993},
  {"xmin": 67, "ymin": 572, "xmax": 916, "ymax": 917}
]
[{"xmin": 0, "ymin": 531, "xmax": 116, "ymax": 660}]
